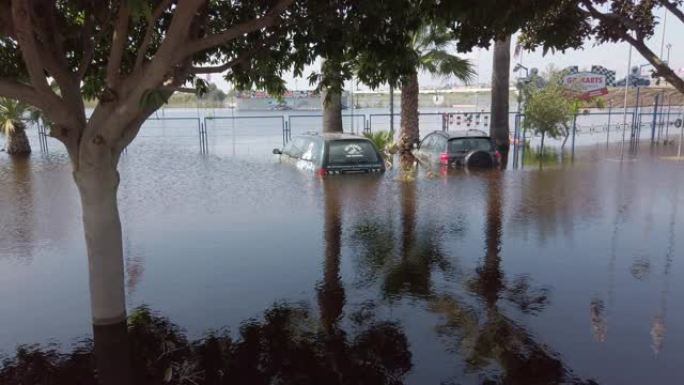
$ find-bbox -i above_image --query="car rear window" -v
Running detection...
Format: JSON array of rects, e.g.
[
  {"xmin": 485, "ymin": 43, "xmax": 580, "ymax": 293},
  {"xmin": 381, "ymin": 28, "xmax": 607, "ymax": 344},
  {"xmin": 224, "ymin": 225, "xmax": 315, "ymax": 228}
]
[
  {"xmin": 448, "ymin": 137, "xmax": 493, "ymax": 153},
  {"xmin": 327, "ymin": 140, "xmax": 379, "ymax": 165}
]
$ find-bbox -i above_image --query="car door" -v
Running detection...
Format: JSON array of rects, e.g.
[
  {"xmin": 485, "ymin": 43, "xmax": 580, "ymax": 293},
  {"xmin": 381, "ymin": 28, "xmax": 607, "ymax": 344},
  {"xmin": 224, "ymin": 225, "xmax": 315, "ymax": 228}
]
[
  {"xmin": 417, "ymin": 134, "xmax": 435, "ymax": 162},
  {"xmin": 295, "ymin": 138, "xmax": 319, "ymax": 172}
]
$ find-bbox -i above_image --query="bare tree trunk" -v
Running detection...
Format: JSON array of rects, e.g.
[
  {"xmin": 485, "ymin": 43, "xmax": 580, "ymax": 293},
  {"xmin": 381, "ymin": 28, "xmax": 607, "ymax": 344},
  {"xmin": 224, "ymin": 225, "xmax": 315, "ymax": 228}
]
[
  {"xmin": 400, "ymin": 70, "xmax": 419, "ymax": 159},
  {"xmin": 491, "ymin": 36, "xmax": 512, "ymax": 169},
  {"xmin": 321, "ymin": 58, "xmax": 344, "ymax": 134},
  {"xmin": 73, "ymin": 161, "xmax": 133, "ymax": 385},
  {"xmin": 4, "ymin": 124, "xmax": 32, "ymax": 155},
  {"xmin": 322, "ymin": 87, "xmax": 343, "ymax": 133}
]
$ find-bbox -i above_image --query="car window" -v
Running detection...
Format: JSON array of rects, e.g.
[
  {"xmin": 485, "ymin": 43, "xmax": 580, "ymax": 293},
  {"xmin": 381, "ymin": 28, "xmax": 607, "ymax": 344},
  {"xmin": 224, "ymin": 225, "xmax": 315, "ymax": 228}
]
[
  {"xmin": 434, "ymin": 136, "xmax": 447, "ymax": 152},
  {"xmin": 420, "ymin": 135, "xmax": 435, "ymax": 152},
  {"xmin": 448, "ymin": 137, "xmax": 494, "ymax": 153},
  {"xmin": 300, "ymin": 139, "xmax": 322, "ymax": 163},
  {"xmin": 326, "ymin": 140, "xmax": 379, "ymax": 165},
  {"xmin": 284, "ymin": 137, "xmax": 310, "ymax": 158}
]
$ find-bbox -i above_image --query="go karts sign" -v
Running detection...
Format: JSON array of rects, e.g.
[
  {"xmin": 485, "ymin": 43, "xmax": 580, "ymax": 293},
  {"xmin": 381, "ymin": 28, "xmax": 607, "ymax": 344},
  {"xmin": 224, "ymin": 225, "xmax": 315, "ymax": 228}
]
[{"xmin": 563, "ymin": 72, "xmax": 609, "ymax": 99}]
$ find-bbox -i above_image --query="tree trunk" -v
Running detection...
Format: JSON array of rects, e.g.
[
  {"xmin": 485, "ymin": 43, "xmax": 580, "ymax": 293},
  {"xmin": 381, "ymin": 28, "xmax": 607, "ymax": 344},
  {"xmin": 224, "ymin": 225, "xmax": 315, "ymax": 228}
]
[
  {"xmin": 322, "ymin": 86, "xmax": 343, "ymax": 133},
  {"xmin": 74, "ymin": 165, "xmax": 131, "ymax": 385},
  {"xmin": 490, "ymin": 36, "xmax": 512, "ymax": 169},
  {"xmin": 399, "ymin": 70, "xmax": 419, "ymax": 159},
  {"xmin": 4, "ymin": 123, "xmax": 32, "ymax": 155},
  {"xmin": 73, "ymin": 163, "xmax": 133, "ymax": 385},
  {"xmin": 74, "ymin": 165, "xmax": 126, "ymax": 325}
]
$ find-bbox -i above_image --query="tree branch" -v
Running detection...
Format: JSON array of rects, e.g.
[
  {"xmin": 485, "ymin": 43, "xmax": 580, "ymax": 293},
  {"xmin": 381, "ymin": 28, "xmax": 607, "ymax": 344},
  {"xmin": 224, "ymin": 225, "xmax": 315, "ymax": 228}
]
[
  {"xmin": 0, "ymin": 0, "xmax": 14, "ymax": 38},
  {"xmin": 622, "ymin": 33, "xmax": 684, "ymax": 93},
  {"xmin": 105, "ymin": 3, "xmax": 131, "ymax": 88},
  {"xmin": 579, "ymin": 0, "xmax": 641, "ymax": 31},
  {"xmin": 134, "ymin": 0, "xmax": 174, "ymax": 72},
  {"xmin": 10, "ymin": 0, "xmax": 52, "ymax": 93},
  {"xmin": 189, "ymin": 34, "xmax": 279, "ymax": 74},
  {"xmin": 0, "ymin": 78, "xmax": 40, "ymax": 105},
  {"xmin": 182, "ymin": 0, "xmax": 293, "ymax": 57},
  {"xmin": 77, "ymin": 11, "xmax": 96, "ymax": 80},
  {"xmin": 659, "ymin": 0, "xmax": 684, "ymax": 24}
]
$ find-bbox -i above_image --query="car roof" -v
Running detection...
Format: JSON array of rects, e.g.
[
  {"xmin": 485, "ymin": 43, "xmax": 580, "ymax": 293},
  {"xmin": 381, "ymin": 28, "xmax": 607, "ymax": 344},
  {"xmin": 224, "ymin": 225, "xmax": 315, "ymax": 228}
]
[
  {"xmin": 297, "ymin": 132, "xmax": 370, "ymax": 141},
  {"xmin": 428, "ymin": 130, "xmax": 491, "ymax": 139}
]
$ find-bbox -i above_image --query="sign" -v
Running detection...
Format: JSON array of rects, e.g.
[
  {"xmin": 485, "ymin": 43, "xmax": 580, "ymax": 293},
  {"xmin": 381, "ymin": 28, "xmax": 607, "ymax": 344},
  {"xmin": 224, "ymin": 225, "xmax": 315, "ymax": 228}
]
[{"xmin": 563, "ymin": 72, "xmax": 609, "ymax": 99}]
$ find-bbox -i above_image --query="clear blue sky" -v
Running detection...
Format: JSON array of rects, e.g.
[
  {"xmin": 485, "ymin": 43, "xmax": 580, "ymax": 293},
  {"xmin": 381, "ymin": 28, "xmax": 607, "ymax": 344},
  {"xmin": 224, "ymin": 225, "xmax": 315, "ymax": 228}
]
[{"xmin": 212, "ymin": 8, "xmax": 684, "ymax": 91}]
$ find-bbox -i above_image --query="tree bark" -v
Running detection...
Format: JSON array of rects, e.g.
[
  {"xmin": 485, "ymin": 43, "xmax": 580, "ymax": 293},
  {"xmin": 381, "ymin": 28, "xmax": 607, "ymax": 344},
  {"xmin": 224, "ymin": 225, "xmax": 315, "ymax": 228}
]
[
  {"xmin": 73, "ymin": 165, "xmax": 127, "ymax": 325},
  {"xmin": 73, "ymin": 159, "xmax": 132, "ymax": 385},
  {"xmin": 399, "ymin": 70, "xmax": 419, "ymax": 157},
  {"xmin": 4, "ymin": 123, "xmax": 31, "ymax": 155},
  {"xmin": 322, "ymin": 87, "xmax": 343, "ymax": 133},
  {"xmin": 491, "ymin": 36, "xmax": 512, "ymax": 169}
]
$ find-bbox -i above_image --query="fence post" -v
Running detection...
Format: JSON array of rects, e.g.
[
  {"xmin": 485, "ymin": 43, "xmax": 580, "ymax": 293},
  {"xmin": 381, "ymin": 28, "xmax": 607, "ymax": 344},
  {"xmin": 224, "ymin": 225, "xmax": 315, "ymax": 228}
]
[
  {"xmin": 571, "ymin": 114, "xmax": 577, "ymax": 160},
  {"xmin": 651, "ymin": 93, "xmax": 659, "ymax": 144},
  {"xmin": 606, "ymin": 105, "xmax": 612, "ymax": 147}
]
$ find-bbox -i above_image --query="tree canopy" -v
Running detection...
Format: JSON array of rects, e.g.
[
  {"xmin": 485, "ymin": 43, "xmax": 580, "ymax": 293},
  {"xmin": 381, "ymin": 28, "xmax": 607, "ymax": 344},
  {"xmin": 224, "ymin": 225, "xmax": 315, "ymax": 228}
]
[{"xmin": 519, "ymin": 0, "xmax": 684, "ymax": 93}]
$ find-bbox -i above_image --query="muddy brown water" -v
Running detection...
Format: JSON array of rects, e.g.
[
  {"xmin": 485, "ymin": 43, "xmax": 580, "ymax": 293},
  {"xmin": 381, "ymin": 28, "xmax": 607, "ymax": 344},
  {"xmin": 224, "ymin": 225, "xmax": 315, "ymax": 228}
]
[{"xmin": 1, "ymin": 142, "xmax": 683, "ymax": 384}]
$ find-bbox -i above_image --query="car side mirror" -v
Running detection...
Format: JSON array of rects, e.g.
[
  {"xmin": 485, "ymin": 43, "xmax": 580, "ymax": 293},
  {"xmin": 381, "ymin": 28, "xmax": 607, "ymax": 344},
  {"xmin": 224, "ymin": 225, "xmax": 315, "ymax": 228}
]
[{"xmin": 272, "ymin": 148, "xmax": 282, "ymax": 155}]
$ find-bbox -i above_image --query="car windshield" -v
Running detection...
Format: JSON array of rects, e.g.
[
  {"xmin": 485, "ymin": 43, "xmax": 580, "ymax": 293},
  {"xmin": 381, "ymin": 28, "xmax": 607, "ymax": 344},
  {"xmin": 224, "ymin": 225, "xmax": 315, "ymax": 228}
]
[
  {"xmin": 448, "ymin": 137, "xmax": 493, "ymax": 153},
  {"xmin": 327, "ymin": 140, "xmax": 379, "ymax": 165}
]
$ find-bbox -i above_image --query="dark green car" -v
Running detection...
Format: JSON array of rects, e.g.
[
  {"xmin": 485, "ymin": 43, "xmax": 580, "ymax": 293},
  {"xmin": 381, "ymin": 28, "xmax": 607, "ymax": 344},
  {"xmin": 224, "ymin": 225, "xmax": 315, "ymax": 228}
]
[{"xmin": 273, "ymin": 132, "xmax": 385, "ymax": 176}]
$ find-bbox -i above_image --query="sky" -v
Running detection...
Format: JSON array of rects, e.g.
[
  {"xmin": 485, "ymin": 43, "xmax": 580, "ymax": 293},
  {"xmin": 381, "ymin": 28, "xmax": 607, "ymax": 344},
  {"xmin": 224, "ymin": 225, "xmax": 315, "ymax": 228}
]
[{"xmin": 212, "ymin": 8, "xmax": 684, "ymax": 92}]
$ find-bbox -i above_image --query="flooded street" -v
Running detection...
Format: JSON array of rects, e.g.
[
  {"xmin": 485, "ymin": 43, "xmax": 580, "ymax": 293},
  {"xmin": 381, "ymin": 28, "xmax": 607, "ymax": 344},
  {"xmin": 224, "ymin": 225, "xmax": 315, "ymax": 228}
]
[{"xmin": 1, "ymin": 140, "xmax": 683, "ymax": 384}]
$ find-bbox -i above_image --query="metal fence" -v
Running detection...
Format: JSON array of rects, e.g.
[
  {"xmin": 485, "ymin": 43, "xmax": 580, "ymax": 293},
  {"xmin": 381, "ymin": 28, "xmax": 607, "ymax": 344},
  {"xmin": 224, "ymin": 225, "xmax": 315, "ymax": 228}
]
[{"xmin": 18, "ymin": 106, "xmax": 683, "ymax": 158}]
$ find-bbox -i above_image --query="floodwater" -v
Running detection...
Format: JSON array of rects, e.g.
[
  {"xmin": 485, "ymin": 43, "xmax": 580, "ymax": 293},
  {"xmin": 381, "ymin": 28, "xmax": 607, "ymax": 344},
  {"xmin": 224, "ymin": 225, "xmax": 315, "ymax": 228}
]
[{"xmin": 1, "ymin": 135, "xmax": 683, "ymax": 384}]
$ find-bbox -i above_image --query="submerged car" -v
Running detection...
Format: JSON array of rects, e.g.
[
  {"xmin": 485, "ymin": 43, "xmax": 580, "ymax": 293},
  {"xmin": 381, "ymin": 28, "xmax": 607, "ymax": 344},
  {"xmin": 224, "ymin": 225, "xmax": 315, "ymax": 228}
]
[
  {"xmin": 413, "ymin": 130, "xmax": 500, "ymax": 169},
  {"xmin": 273, "ymin": 132, "xmax": 385, "ymax": 176}
]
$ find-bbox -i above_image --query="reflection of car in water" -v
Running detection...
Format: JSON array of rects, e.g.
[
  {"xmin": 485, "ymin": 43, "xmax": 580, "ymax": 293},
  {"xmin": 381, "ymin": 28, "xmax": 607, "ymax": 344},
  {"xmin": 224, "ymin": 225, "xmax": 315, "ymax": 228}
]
[
  {"xmin": 413, "ymin": 130, "xmax": 500, "ymax": 169},
  {"xmin": 273, "ymin": 132, "xmax": 385, "ymax": 176}
]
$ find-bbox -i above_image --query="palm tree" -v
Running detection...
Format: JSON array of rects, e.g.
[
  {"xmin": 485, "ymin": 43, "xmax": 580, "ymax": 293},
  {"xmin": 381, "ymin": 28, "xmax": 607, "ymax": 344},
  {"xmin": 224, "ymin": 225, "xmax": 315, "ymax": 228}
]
[
  {"xmin": 490, "ymin": 36, "xmax": 512, "ymax": 168},
  {"xmin": 399, "ymin": 26, "xmax": 474, "ymax": 158},
  {"xmin": 0, "ymin": 97, "xmax": 35, "ymax": 155}
]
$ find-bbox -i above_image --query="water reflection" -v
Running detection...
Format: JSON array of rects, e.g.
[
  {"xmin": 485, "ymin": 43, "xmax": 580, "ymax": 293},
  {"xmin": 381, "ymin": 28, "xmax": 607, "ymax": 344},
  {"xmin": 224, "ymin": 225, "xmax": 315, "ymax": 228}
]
[
  {"xmin": 2, "ymin": 144, "xmax": 684, "ymax": 384},
  {"xmin": 349, "ymin": 171, "xmax": 591, "ymax": 383},
  {"xmin": 318, "ymin": 180, "xmax": 345, "ymax": 332},
  {"xmin": 0, "ymin": 303, "xmax": 412, "ymax": 385},
  {"xmin": 0, "ymin": 157, "xmax": 34, "ymax": 262}
]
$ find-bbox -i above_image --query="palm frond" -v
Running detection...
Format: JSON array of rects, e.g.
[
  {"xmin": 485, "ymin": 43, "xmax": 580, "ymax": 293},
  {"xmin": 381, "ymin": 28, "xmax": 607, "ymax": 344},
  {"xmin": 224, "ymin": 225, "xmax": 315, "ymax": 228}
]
[{"xmin": 419, "ymin": 50, "xmax": 475, "ymax": 83}]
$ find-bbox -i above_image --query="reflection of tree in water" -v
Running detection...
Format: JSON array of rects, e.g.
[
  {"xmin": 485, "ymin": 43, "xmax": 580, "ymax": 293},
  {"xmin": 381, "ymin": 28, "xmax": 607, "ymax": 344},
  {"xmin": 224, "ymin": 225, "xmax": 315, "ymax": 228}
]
[
  {"xmin": 350, "ymin": 169, "xmax": 455, "ymax": 300},
  {"xmin": 352, "ymin": 171, "xmax": 594, "ymax": 384},
  {"xmin": 435, "ymin": 173, "xmax": 588, "ymax": 385},
  {"xmin": 650, "ymin": 184, "xmax": 679, "ymax": 356},
  {"xmin": 511, "ymin": 167, "xmax": 601, "ymax": 245},
  {"xmin": 318, "ymin": 180, "xmax": 345, "ymax": 333},
  {"xmin": 0, "ymin": 303, "xmax": 412, "ymax": 385},
  {"xmin": 0, "ymin": 157, "xmax": 35, "ymax": 262}
]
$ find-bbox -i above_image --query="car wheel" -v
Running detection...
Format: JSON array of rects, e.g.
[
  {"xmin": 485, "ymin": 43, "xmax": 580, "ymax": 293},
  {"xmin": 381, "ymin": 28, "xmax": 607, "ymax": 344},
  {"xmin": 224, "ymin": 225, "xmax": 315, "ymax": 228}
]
[{"xmin": 464, "ymin": 150, "xmax": 494, "ymax": 169}]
